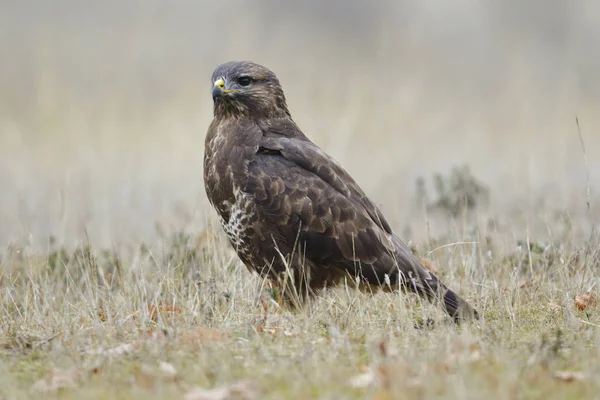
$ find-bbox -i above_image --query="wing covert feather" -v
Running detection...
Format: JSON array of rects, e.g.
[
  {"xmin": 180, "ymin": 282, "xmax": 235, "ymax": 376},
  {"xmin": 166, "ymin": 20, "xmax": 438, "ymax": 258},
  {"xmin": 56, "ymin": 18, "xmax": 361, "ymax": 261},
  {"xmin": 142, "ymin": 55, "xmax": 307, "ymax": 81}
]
[{"xmin": 259, "ymin": 135, "xmax": 393, "ymax": 235}]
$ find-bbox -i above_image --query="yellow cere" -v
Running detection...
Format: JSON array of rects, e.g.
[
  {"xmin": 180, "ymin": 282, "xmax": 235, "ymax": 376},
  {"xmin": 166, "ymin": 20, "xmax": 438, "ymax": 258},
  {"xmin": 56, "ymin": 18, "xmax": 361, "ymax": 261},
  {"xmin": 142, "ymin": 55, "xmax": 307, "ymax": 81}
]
[{"xmin": 214, "ymin": 78, "xmax": 225, "ymax": 89}]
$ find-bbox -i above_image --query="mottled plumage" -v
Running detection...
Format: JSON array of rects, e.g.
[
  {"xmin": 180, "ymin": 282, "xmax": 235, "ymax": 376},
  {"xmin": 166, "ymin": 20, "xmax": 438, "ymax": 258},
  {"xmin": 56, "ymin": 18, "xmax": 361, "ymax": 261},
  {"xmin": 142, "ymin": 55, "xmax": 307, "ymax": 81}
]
[{"xmin": 204, "ymin": 61, "xmax": 478, "ymax": 322}]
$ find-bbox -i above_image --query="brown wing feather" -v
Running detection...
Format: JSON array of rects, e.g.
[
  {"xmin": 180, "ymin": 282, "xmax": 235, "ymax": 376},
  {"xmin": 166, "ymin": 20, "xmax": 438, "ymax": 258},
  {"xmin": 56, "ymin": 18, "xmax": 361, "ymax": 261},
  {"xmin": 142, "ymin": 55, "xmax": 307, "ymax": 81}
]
[
  {"xmin": 246, "ymin": 152, "xmax": 392, "ymax": 268},
  {"xmin": 260, "ymin": 119, "xmax": 393, "ymax": 235},
  {"xmin": 256, "ymin": 125, "xmax": 406, "ymax": 272},
  {"xmin": 243, "ymin": 120, "xmax": 478, "ymax": 321}
]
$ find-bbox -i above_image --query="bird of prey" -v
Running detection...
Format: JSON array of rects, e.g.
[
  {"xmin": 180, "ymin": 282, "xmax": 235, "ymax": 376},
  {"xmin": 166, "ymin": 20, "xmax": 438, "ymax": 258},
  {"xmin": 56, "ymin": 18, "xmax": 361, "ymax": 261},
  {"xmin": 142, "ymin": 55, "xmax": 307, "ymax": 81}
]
[{"xmin": 204, "ymin": 61, "xmax": 478, "ymax": 322}]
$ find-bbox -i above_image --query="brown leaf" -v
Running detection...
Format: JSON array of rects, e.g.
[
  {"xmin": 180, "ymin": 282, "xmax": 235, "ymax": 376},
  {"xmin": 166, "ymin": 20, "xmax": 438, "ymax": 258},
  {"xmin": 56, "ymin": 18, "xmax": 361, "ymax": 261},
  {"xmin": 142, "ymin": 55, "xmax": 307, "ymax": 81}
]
[
  {"xmin": 97, "ymin": 308, "xmax": 109, "ymax": 322},
  {"xmin": 184, "ymin": 380, "xmax": 259, "ymax": 400},
  {"xmin": 349, "ymin": 364, "xmax": 405, "ymax": 389},
  {"xmin": 500, "ymin": 280, "xmax": 536, "ymax": 293},
  {"xmin": 554, "ymin": 371, "xmax": 586, "ymax": 382},
  {"xmin": 179, "ymin": 327, "xmax": 228, "ymax": 346},
  {"xmin": 133, "ymin": 366, "xmax": 157, "ymax": 390},
  {"xmin": 468, "ymin": 343, "xmax": 482, "ymax": 362},
  {"xmin": 519, "ymin": 280, "xmax": 534, "ymax": 289},
  {"xmin": 147, "ymin": 304, "xmax": 183, "ymax": 322},
  {"xmin": 575, "ymin": 292, "xmax": 597, "ymax": 311}
]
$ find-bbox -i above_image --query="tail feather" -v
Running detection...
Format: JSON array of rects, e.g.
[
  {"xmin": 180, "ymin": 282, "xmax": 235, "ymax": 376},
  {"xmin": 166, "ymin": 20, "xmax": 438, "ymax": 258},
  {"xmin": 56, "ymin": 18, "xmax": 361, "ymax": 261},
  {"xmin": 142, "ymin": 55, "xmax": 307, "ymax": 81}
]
[
  {"xmin": 392, "ymin": 236, "xmax": 479, "ymax": 323},
  {"xmin": 421, "ymin": 275, "xmax": 479, "ymax": 322}
]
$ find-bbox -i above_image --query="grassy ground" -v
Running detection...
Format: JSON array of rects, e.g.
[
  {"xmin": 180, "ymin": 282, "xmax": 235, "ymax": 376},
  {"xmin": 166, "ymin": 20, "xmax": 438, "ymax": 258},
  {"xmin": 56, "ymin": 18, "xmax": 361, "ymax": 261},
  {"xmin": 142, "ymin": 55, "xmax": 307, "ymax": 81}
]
[
  {"xmin": 1, "ymin": 212, "xmax": 599, "ymax": 399},
  {"xmin": 1, "ymin": 4, "xmax": 600, "ymax": 398}
]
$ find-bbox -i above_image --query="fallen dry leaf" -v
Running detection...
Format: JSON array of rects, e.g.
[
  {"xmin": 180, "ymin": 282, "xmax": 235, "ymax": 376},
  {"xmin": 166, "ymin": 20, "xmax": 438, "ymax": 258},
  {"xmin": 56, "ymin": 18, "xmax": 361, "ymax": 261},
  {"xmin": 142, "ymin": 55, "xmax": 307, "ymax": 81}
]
[
  {"xmin": 430, "ymin": 362, "xmax": 452, "ymax": 376},
  {"xmin": 351, "ymin": 363, "xmax": 418, "ymax": 391},
  {"xmin": 501, "ymin": 279, "xmax": 536, "ymax": 293},
  {"xmin": 258, "ymin": 327, "xmax": 297, "ymax": 337},
  {"xmin": 179, "ymin": 327, "xmax": 228, "ymax": 346},
  {"xmin": 468, "ymin": 343, "xmax": 482, "ymax": 362},
  {"xmin": 147, "ymin": 304, "xmax": 183, "ymax": 322},
  {"xmin": 31, "ymin": 367, "xmax": 82, "ymax": 393},
  {"xmin": 575, "ymin": 291, "xmax": 598, "ymax": 311},
  {"xmin": 519, "ymin": 280, "xmax": 534, "ymax": 289},
  {"xmin": 184, "ymin": 380, "xmax": 259, "ymax": 400},
  {"xmin": 97, "ymin": 307, "xmax": 109, "ymax": 322},
  {"xmin": 133, "ymin": 366, "xmax": 158, "ymax": 390},
  {"xmin": 349, "ymin": 364, "xmax": 396, "ymax": 389},
  {"xmin": 554, "ymin": 370, "xmax": 586, "ymax": 382}
]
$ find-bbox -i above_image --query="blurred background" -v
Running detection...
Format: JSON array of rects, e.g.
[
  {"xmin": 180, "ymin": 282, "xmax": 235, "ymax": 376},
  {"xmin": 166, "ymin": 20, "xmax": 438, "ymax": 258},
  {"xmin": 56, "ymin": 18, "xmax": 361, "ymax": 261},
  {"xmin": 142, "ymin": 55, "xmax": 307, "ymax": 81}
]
[{"xmin": 0, "ymin": 0, "xmax": 599, "ymax": 249}]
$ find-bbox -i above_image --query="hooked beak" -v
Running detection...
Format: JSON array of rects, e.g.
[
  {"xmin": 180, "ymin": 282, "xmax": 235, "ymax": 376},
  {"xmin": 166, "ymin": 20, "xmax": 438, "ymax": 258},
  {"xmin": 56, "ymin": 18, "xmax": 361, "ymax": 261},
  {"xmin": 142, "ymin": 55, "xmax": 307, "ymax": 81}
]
[{"xmin": 212, "ymin": 78, "xmax": 237, "ymax": 100}]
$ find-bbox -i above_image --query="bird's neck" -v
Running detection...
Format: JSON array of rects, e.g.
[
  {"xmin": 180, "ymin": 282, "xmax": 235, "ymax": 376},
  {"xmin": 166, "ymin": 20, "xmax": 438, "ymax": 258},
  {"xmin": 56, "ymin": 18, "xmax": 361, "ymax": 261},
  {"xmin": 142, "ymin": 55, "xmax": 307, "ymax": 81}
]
[{"xmin": 213, "ymin": 104, "xmax": 291, "ymax": 121}]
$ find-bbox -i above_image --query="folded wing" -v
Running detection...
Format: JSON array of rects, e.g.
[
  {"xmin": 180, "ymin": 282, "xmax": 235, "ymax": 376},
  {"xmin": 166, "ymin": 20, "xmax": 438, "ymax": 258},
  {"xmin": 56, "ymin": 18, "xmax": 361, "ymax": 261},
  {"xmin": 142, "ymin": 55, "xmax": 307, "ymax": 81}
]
[{"xmin": 243, "ymin": 123, "xmax": 477, "ymax": 321}]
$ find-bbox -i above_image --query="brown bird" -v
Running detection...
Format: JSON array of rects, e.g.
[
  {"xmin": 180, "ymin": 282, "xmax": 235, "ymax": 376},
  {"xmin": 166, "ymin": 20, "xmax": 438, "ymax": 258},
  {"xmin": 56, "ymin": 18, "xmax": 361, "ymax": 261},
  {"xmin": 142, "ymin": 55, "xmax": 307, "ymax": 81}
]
[{"xmin": 204, "ymin": 61, "xmax": 478, "ymax": 322}]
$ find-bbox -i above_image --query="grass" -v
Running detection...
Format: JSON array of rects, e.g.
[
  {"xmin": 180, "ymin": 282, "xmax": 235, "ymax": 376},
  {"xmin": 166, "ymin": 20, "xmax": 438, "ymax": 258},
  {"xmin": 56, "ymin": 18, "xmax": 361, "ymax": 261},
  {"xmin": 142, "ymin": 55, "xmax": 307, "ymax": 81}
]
[
  {"xmin": 1, "ymin": 4, "xmax": 599, "ymax": 397},
  {"xmin": 1, "ymin": 212, "xmax": 599, "ymax": 399}
]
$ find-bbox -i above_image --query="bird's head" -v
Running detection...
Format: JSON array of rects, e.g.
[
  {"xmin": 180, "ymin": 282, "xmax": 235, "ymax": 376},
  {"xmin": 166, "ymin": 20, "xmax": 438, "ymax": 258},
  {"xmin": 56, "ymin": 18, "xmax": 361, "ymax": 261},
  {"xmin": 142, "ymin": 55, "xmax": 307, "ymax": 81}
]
[{"xmin": 210, "ymin": 61, "xmax": 290, "ymax": 120}]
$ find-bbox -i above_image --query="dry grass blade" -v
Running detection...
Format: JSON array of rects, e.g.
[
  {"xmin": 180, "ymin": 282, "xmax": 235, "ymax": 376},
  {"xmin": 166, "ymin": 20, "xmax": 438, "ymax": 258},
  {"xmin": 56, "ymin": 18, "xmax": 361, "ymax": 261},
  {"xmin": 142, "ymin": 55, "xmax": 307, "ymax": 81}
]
[{"xmin": 1, "ymin": 4, "xmax": 600, "ymax": 398}]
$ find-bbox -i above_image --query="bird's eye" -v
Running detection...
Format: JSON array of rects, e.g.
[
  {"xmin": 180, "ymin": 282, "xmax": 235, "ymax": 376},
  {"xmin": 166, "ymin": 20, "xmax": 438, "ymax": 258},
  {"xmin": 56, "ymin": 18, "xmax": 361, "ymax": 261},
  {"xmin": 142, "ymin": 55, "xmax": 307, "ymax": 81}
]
[{"xmin": 237, "ymin": 76, "xmax": 253, "ymax": 87}]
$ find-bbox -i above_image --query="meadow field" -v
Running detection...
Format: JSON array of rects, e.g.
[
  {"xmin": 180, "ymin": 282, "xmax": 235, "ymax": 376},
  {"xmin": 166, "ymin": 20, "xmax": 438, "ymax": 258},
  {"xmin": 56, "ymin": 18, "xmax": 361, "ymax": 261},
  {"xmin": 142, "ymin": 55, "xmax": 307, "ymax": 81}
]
[{"xmin": 1, "ymin": 1, "xmax": 600, "ymax": 398}]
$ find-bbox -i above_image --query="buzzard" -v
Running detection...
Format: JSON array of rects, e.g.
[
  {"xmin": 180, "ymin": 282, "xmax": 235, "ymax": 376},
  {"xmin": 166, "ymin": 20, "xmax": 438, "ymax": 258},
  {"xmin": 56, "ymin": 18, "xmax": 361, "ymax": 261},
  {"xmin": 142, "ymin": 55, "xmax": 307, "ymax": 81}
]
[{"xmin": 204, "ymin": 61, "xmax": 478, "ymax": 322}]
